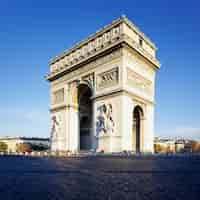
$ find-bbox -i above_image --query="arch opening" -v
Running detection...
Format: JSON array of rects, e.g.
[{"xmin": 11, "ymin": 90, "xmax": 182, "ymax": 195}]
[
  {"xmin": 78, "ymin": 84, "xmax": 93, "ymax": 151},
  {"xmin": 133, "ymin": 106, "xmax": 143, "ymax": 153}
]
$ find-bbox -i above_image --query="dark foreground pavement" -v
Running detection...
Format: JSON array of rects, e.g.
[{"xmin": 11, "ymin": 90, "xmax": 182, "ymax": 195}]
[{"xmin": 0, "ymin": 155, "xmax": 200, "ymax": 200}]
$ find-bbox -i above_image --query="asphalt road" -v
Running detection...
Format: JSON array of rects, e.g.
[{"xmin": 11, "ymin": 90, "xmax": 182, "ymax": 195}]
[{"xmin": 0, "ymin": 155, "xmax": 199, "ymax": 200}]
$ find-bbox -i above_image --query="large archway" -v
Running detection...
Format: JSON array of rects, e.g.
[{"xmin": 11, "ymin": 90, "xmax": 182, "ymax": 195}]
[
  {"xmin": 133, "ymin": 106, "xmax": 144, "ymax": 153},
  {"xmin": 78, "ymin": 84, "xmax": 93, "ymax": 151}
]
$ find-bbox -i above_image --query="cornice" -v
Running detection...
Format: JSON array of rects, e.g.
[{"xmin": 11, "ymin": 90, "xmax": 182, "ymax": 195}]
[
  {"xmin": 122, "ymin": 36, "xmax": 160, "ymax": 69},
  {"xmin": 48, "ymin": 17, "xmax": 122, "ymax": 65},
  {"xmin": 50, "ymin": 105, "xmax": 68, "ymax": 113},
  {"xmin": 50, "ymin": 104, "xmax": 78, "ymax": 113},
  {"xmin": 48, "ymin": 15, "xmax": 157, "ymax": 65},
  {"xmin": 120, "ymin": 15, "xmax": 156, "ymax": 50},
  {"xmin": 45, "ymin": 41, "xmax": 123, "ymax": 81},
  {"xmin": 50, "ymin": 49, "xmax": 122, "ymax": 86},
  {"xmin": 97, "ymin": 135, "xmax": 122, "ymax": 139},
  {"xmin": 92, "ymin": 87, "xmax": 154, "ymax": 105},
  {"xmin": 45, "ymin": 36, "xmax": 160, "ymax": 81}
]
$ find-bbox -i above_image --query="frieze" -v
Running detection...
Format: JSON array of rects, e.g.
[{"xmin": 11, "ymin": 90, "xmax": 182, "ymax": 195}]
[
  {"xmin": 49, "ymin": 25, "xmax": 121, "ymax": 73},
  {"xmin": 51, "ymin": 49, "xmax": 122, "ymax": 87},
  {"xmin": 46, "ymin": 16, "xmax": 160, "ymax": 81},
  {"xmin": 97, "ymin": 67, "xmax": 119, "ymax": 90},
  {"xmin": 127, "ymin": 68, "xmax": 153, "ymax": 96},
  {"xmin": 49, "ymin": 16, "xmax": 157, "ymax": 65}
]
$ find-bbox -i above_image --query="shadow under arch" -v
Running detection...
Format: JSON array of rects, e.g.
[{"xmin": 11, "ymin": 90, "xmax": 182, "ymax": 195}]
[
  {"xmin": 133, "ymin": 105, "xmax": 144, "ymax": 153},
  {"xmin": 77, "ymin": 83, "xmax": 93, "ymax": 151}
]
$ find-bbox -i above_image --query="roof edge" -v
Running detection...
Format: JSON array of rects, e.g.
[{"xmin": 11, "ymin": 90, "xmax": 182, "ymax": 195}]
[{"xmin": 48, "ymin": 15, "xmax": 157, "ymax": 65}]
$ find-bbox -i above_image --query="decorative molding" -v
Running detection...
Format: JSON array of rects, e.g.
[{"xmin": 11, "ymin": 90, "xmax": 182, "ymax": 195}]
[
  {"xmin": 50, "ymin": 104, "xmax": 78, "ymax": 113},
  {"xmin": 49, "ymin": 21, "xmax": 122, "ymax": 65},
  {"xmin": 51, "ymin": 49, "xmax": 121, "ymax": 87},
  {"xmin": 96, "ymin": 67, "xmax": 118, "ymax": 90},
  {"xmin": 123, "ymin": 35, "xmax": 160, "ymax": 68},
  {"xmin": 46, "ymin": 39, "xmax": 123, "ymax": 81},
  {"xmin": 50, "ymin": 105, "xmax": 68, "ymax": 113},
  {"xmin": 49, "ymin": 16, "xmax": 156, "ymax": 65},
  {"xmin": 49, "ymin": 25, "xmax": 121, "ymax": 73},
  {"xmin": 45, "ymin": 16, "xmax": 160, "ymax": 81},
  {"xmin": 91, "ymin": 88, "xmax": 154, "ymax": 105}
]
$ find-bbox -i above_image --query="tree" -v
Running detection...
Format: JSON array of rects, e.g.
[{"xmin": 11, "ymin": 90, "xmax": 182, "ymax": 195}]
[
  {"xmin": 17, "ymin": 143, "xmax": 31, "ymax": 153},
  {"xmin": 191, "ymin": 140, "xmax": 200, "ymax": 152},
  {"xmin": 0, "ymin": 142, "xmax": 8, "ymax": 152}
]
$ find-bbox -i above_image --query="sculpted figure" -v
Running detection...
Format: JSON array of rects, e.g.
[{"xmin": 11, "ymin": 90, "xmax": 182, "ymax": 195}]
[
  {"xmin": 106, "ymin": 104, "xmax": 114, "ymax": 133},
  {"xmin": 50, "ymin": 115, "xmax": 60, "ymax": 141},
  {"xmin": 96, "ymin": 104, "xmax": 115, "ymax": 136}
]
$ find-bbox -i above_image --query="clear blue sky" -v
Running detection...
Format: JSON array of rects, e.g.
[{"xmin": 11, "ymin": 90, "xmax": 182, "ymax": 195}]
[{"xmin": 0, "ymin": 0, "xmax": 199, "ymax": 139}]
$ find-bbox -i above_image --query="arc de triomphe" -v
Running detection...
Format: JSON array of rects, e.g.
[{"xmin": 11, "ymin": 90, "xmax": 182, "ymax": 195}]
[{"xmin": 45, "ymin": 16, "xmax": 160, "ymax": 153}]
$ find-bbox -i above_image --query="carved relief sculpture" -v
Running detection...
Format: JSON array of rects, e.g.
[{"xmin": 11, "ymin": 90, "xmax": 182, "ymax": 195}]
[
  {"xmin": 96, "ymin": 104, "xmax": 115, "ymax": 136},
  {"xmin": 48, "ymin": 26, "xmax": 121, "ymax": 75},
  {"xmin": 50, "ymin": 115, "xmax": 61, "ymax": 142},
  {"xmin": 97, "ymin": 67, "xmax": 118, "ymax": 89}
]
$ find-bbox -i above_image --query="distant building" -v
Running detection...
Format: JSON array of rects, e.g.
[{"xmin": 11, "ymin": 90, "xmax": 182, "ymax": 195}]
[
  {"xmin": 154, "ymin": 137, "xmax": 195, "ymax": 153},
  {"xmin": 154, "ymin": 138, "xmax": 175, "ymax": 153},
  {"xmin": 175, "ymin": 139, "xmax": 185, "ymax": 152},
  {"xmin": 0, "ymin": 137, "xmax": 50, "ymax": 152}
]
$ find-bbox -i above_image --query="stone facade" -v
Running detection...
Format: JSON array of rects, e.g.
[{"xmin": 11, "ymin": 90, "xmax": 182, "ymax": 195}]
[{"xmin": 45, "ymin": 16, "xmax": 160, "ymax": 153}]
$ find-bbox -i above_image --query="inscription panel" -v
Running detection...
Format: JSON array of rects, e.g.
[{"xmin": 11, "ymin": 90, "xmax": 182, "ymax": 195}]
[{"xmin": 96, "ymin": 67, "xmax": 119, "ymax": 90}]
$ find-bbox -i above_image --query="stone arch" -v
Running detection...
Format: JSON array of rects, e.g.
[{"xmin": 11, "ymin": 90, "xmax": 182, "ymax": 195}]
[
  {"xmin": 79, "ymin": 79, "xmax": 94, "ymax": 94},
  {"xmin": 71, "ymin": 78, "xmax": 94, "ymax": 105},
  {"xmin": 132, "ymin": 105, "xmax": 144, "ymax": 153},
  {"xmin": 77, "ymin": 83, "xmax": 93, "ymax": 150}
]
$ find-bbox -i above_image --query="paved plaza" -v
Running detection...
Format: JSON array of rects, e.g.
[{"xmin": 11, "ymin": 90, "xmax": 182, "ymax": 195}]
[{"xmin": 0, "ymin": 155, "xmax": 199, "ymax": 200}]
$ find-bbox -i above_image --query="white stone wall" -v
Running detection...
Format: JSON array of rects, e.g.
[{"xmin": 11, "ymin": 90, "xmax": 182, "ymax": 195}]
[
  {"xmin": 121, "ymin": 95, "xmax": 133, "ymax": 151},
  {"xmin": 67, "ymin": 106, "xmax": 79, "ymax": 152},
  {"xmin": 143, "ymin": 104, "xmax": 154, "ymax": 153},
  {"xmin": 123, "ymin": 48, "xmax": 155, "ymax": 102}
]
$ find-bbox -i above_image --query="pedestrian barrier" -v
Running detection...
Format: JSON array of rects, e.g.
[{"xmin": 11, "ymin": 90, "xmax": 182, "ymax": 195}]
[{"xmin": 0, "ymin": 150, "xmax": 200, "ymax": 158}]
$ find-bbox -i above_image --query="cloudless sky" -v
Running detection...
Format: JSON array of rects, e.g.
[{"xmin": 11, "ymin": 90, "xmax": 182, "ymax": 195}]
[{"xmin": 0, "ymin": 0, "xmax": 199, "ymax": 139}]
